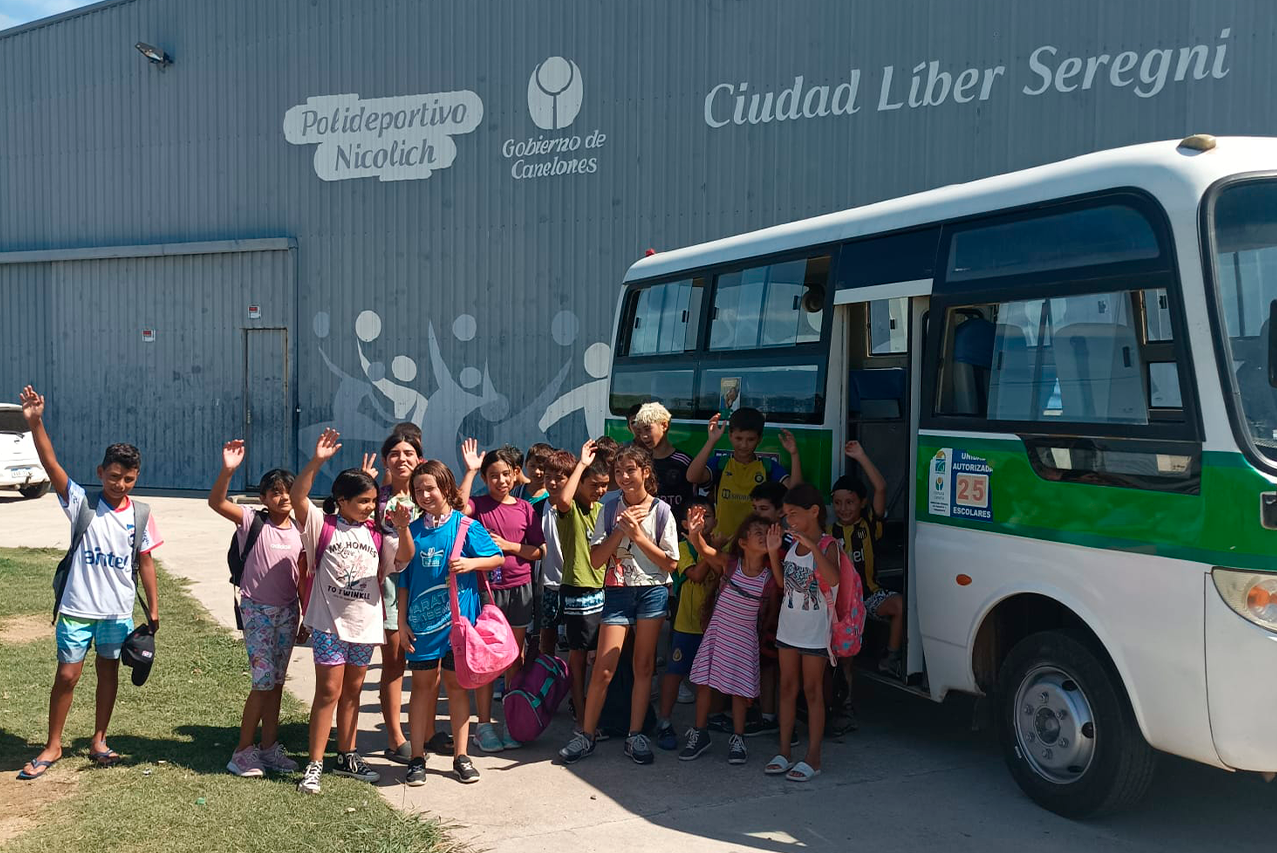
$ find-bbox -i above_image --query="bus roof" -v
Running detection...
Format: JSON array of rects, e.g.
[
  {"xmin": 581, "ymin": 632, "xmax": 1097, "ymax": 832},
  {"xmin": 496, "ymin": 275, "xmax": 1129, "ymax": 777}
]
[{"xmin": 624, "ymin": 136, "xmax": 1277, "ymax": 284}]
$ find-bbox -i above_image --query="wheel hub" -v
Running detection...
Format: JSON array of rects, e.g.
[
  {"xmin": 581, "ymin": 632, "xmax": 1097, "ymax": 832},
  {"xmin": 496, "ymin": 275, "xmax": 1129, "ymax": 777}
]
[{"xmin": 1013, "ymin": 665, "xmax": 1096, "ymax": 784}]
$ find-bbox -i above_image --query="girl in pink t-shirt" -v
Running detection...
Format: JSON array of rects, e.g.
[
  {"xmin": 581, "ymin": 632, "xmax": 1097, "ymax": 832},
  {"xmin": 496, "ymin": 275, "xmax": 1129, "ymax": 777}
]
[
  {"xmin": 463, "ymin": 443, "xmax": 546, "ymax": 752},
  {"xmin": 209, "ymin": 439, "xmax": 304, "ymax": 779},
  {"xmin": 292, "ymin": 429, "xmax": 414, "ymax": 795}
]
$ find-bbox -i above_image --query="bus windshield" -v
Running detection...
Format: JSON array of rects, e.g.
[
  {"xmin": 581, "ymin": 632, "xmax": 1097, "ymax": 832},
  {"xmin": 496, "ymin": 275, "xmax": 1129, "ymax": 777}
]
[{"xmin": 1212, "ymin": 179, "xmax": 1277, "ymax": 460}]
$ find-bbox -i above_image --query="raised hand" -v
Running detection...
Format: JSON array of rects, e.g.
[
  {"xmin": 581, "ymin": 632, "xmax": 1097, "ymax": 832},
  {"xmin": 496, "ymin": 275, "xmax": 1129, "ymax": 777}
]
[
  {"xmin": 19, "ymin": 385, "xmax": 44, "ymax": 424},
  {"xmin": 686, "ymin": 504, "xmax": 705, "ymax": 537},
  {"xmin": 766, "ymin": 523, "xmax": 784, "ymax": 553},
  {"xmin": 779, "ymin": 429, "xmax": 798, "ymax": 454},
  {"xmin": 361, "ymin": 452, "xmax": 379, "ymax": 481},
  {"xmin": 387, "ymin": 502, "xmax": 413, "ymax": 530},
  {"xmin": 222, "ymin": 439, "xmax": 246, "ymax": 471},
  {"xmin": 706, "ymin": 414, "xmax": 727, "ymax": 442},
  {"xmin": 315, "ymin": 428, "xmax": 342, "ymax": 462},
  {"xmin": 844, "ymin": 440, "xmax": 866, "ymax": 461},
  {"xmin": 579, "ymin": 439, "xmax": 597, "ymax": 468},
  {"xmin": 461, "ymin": 437, "xmax": 483, "ymax": 473}
]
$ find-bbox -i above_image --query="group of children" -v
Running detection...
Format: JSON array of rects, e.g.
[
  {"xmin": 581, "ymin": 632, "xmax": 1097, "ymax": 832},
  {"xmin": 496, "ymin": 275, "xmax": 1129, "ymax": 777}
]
[{"xmin": 17, "ymin": 382, "xmax": 905, "ymax": 791}]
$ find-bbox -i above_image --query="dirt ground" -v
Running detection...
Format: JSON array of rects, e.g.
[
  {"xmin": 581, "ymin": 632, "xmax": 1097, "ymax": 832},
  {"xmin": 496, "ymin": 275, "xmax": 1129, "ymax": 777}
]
[{"xmin": 0, "ymin": 614, "xmax": 53, "ymax": 645}]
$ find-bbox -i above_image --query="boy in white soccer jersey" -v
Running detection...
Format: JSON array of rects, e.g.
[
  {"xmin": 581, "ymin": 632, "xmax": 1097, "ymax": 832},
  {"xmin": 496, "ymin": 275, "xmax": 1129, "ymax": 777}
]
[{"xmin": 16, "ymin": 385, "xmax": 162, "ymax": 781}]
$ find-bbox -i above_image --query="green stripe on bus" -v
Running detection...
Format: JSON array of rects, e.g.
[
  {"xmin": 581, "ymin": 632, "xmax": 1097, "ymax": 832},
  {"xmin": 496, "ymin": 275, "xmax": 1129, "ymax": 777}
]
[{"xmin": 915, "ymin": 435, "xmax": 1277, "ymax": 572}]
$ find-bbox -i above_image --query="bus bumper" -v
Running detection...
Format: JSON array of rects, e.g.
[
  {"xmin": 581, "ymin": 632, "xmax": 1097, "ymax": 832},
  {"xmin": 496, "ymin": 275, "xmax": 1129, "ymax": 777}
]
[{"xmin": 1205, "ymin": 578, "xmax": 1277, "ymax": 772}]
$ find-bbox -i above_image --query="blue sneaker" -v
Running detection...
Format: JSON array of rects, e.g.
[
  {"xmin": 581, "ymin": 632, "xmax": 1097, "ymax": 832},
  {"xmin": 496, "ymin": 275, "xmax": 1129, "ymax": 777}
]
[
  {"xmin": 655, "ymin": 721, "xmax": 677, "ymax": 751},
  {"xmin": 558, "ymin": 730, "xmax": 596, "ymax": 764}
]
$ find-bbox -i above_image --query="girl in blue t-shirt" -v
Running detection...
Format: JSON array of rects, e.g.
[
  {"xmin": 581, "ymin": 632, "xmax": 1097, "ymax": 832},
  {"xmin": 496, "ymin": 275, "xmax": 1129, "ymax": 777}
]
[{"xmin": 398, "ymin": 459, "xmax": 502, "ymax": 785}]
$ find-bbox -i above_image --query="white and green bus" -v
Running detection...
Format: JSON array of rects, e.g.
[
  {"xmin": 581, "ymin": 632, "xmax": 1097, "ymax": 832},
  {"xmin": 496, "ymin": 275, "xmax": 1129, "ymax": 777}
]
[{"xmin": 604, "ymin": 136, "xmax": 1277, "ymax": 816}]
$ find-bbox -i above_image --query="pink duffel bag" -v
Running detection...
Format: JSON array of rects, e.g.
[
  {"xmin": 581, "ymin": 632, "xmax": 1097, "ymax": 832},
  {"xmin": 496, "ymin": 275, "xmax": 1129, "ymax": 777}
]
[{"xmin": 448, "ymin": 517, "xmax": 519, "ymax": 690}]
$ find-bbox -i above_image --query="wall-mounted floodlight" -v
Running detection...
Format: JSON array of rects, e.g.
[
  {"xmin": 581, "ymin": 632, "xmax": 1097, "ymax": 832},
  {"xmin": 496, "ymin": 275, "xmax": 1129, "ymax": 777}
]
[{"xmin": 135, "ymin": 42, "xmax": 171, "ymax": 67}]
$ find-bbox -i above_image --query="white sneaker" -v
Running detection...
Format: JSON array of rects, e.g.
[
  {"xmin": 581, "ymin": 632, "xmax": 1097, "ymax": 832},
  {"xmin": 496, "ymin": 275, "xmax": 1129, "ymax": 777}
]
[
  {"xmin": 677, "ymin": 681, "xmax": 696, "ymax": 704},
  {"xmin": 297, "ymin": 760, "xmax": 323, "ymax": 794},
  {"xmin": 227, "ymin": 745, "xmax": 265, "ymax": 778}
]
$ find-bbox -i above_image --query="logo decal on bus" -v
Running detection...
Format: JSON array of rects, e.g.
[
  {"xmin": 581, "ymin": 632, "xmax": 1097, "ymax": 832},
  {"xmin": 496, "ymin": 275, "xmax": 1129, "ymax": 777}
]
[{"xmin": 928, "ymin": 448, "xmax": 993, "ymax": 522}]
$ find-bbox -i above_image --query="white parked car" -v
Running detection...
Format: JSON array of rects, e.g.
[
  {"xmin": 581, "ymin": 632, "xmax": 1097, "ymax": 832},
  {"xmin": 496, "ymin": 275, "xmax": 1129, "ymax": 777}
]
[{"xmin": 0, "ymin": 403, "xmax": 50, "ymax": 499}]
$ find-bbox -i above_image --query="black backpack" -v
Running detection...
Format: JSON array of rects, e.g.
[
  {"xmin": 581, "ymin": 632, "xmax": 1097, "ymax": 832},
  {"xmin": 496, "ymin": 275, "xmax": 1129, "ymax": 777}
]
[
  {"xmin": 227, "ymin": 508, "xmax": 270, "ymax": 587},
  {"xmin": 52, "ymin": 491, "xmax": 152, "ymax": 625}
]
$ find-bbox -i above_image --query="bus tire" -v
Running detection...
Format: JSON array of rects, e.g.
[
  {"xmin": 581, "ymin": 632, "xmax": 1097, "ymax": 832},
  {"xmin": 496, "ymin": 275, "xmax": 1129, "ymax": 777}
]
[{"xmin": 995, "ymin": 629, "xmax": 1156, "ymax": 818}]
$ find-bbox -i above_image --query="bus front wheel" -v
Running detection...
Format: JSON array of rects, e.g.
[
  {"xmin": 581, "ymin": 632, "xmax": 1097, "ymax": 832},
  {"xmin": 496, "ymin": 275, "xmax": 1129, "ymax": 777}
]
[{"xmin": 995, "ymin": 630, "xmax": 1156, "ymax": 817}]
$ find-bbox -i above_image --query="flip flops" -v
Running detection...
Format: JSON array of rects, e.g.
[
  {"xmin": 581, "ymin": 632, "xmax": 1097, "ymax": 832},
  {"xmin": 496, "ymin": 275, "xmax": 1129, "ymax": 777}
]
[
  {"xmin": 763, "ymin": 754, "xmax": 791, "ymax": 775},
  {"xmin": 89, "ymin": 748, "xmax": 121, "ymax": 767},
  {"xmin": 786, "ymin": 761, "xmax": 821, "ymax": 782},
  {"xmin": 17, "ymin": 757, "xmax": 57, "ymax": 780}
]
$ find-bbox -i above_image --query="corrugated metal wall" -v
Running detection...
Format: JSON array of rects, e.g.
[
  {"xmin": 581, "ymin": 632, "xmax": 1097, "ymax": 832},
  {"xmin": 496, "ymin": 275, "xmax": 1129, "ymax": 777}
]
[
  {"xmin": 0, "ymin": 248, "xmax": 294, "ymax": 489},
  {"xmin": 1, "ymin": 0, "xmax": 1272, "ymax": 487}
]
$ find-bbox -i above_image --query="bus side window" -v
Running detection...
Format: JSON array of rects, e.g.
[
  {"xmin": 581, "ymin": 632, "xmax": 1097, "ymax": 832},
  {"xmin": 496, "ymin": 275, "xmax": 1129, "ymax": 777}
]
[
  {"xmin": 936, "ymin": 289, "xmax": 1187, "ymax": 426},
  {"xmin": 620, "ymin": 277, "xmax": 705, "ymax": 356}
]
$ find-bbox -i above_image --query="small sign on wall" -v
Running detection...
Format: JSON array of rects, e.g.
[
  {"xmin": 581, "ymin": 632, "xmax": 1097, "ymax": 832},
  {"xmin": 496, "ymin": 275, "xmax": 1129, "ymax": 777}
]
[
  {"xmin": 142, "ymin": 329, "xmax": 156, "ymax": 342},
  {"xmin": 248, "ymin": 305, "xmax": 261, "ymax": 319}
]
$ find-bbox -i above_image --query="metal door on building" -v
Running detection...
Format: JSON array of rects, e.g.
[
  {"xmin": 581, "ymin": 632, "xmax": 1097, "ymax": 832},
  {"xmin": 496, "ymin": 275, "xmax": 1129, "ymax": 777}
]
[
  {"xmin": 0, "ymin": 242, "xmax": 297, "ymax": 490},
  {"xmin": 244, "ymin": 328, "xmax": 293, "ymax": 491}
]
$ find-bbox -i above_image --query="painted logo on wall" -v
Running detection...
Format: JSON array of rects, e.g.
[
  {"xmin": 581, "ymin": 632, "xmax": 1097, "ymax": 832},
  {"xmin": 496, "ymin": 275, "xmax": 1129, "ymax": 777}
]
[
  {"xmin": 503, "ymin": 56, "xmax": 607, "ymax": 180},
  {"xmin": 527, "ymin": 56, "xmax": 584, "ymax": 130},
  {"xmin": 283, "ymin": 90, "xmax": 484, "ymax": 182}
]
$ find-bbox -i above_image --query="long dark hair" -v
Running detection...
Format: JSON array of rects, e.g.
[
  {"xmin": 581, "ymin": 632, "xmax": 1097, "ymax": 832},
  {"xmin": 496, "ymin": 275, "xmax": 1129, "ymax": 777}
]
[
  {"xmin": 381, "ymin": 426, "xmax": 423, "ymax": 460},
  {"xmin": 411, "ymin": 460, "xmax": 464, "ymax": 511},
  {"xmin": 323, "ymin": 468, "xmax": 378, "ymax": 516},
  {"xmin": 612, "ymin": 443, "xmax": 657, "ymax": 495}
]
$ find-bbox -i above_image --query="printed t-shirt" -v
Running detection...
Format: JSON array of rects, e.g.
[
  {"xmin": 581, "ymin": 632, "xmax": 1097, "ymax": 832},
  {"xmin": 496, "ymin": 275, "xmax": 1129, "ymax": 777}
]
[
  {"xmin": 652, "ymin": 449, "xmax": 695, "ymax": 518},
  {"xmin": 236, "ymin": 506, "xmax": 302, "ymax": 607},
  {"xmin": 590, "ymin": 497, "xmax": 679, "ymax": 587},
  {"xmin": 57, "ymin": 480, "xmax": 163, "ymax": 620},
  {"xmin": 776, "ymin": 540, "xmax": 836, "ymax": 651},
  {"xmin": 538, "ymin": 499, "xmax": 564, "ymax": 588},
  {"xmin": 556, "ymin": 500, "xmax": 604, "ymax": 589},
  {"xmin": 706, "ymin": 454, "xmax": 787, "ymax": 538},
  {"xmin": 673, "ymin": 540, "xmax": 710, "ymax": 635},
  {"xmin": 832, "ymin": 508, "xmax": 885, "ymax": 595},
  {"xmin": 299, "ymin": 499, "xmax": 384, "ymax": 645},
  {"xmin": 398, "ymin": 511, "xmax": 500, "ymax": 661},
  {"xmin": 468, "ymin": 495, "xmax": 544, "ymax": 589}
]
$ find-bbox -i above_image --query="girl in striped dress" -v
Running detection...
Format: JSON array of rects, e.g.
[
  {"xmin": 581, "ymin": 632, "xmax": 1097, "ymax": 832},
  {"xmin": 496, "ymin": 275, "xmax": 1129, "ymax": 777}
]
[{"xmin": 680, "ymin": 511, "xmax": 784, "ymax": 765}]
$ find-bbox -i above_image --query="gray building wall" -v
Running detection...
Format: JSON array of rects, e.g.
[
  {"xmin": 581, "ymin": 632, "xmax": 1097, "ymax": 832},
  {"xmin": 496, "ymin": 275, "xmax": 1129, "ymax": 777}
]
[{"xmin": 0, "ymin": 0, "xmax": 1270, "ymax": 488}]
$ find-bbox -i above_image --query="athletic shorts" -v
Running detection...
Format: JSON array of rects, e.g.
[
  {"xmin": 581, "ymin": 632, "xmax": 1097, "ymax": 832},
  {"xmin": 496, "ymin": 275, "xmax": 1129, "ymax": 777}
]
[
  {"xmin": 561, "ymin": 584, "xmax": 604, "ymax": 651},
  {"xmin": 490, "ymin": 581, "xmax": 534, "ymax": 630},
  {"xmin": 241, "ymin": 597, "xmax": 300, "ymax": 690},
  {"xmin": 776, "ymin": 639, "xmax": 828, "ymax": 658},
  {"xmin": 601, "ymin": 585, "xmax": 669, "ymax": 627},
  {"xmin": 666, "ymin": 629, "xmax": 703, "ymax": 677},
  {"xmin": 55, "ymin": 615, "xmax": 133, "ymax": 664},
  {"xmin": 312, "ymin": 630, "xmax": 376, "ymax": 668},
  {"xmin": 865, "ymin": 588, "xmax": 900, "ymax": 622},
  {"xmin": 536, "ymin": 585, "xmax": 563, "ymax": 632},
  {"xmin": 407, "ymin": 651, "xmax": 456, "ymax": 672}
]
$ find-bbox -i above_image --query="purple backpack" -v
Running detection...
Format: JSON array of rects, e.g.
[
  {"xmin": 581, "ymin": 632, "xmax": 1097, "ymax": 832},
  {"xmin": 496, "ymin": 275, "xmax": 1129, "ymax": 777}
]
[{"xmin": 502, "ymin": 652, "xmax": 571, "ymax": 743}]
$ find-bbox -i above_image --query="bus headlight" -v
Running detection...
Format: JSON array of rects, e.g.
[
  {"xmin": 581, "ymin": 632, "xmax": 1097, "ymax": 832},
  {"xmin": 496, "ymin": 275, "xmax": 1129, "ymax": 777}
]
[{"xmin": 1212, "ymin": 567, "xmax": 1277, "ymax": 632}]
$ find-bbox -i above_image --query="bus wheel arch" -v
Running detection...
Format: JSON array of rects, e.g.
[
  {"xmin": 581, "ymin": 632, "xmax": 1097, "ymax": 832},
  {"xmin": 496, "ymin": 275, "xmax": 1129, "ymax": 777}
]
[{"xmin": 976, "ymin": 601, "xmax": 1158, "ymax": 817}]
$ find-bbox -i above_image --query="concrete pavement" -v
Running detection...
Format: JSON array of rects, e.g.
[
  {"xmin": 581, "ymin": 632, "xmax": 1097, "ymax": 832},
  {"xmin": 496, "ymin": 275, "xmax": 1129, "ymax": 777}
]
[{"xmin": 2, "ymin": 491, "xmax": 1272, "ymax": 852}]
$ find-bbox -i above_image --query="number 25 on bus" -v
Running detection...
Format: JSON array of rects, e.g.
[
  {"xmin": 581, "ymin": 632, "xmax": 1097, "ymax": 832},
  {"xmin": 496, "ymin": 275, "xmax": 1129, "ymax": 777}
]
[{"xmin": 606, "ymin": 135, "xmax": 1277, "ymax": 817}]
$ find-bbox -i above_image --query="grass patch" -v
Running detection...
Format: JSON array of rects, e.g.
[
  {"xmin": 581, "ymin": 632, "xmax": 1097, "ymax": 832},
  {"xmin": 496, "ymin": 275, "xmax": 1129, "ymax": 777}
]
[{"xmin": 0, "ymin": 548, "xmax": 448, "ymax": 853}]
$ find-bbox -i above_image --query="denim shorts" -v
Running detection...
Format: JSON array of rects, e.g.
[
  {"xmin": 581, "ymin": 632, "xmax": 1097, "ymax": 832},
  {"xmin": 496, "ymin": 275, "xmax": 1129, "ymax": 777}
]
[
  {"xmin": 601, "ymin": 585, "xmax": 669, "ymax": 626},
  {"xmin": 56, "ymin": 615, "xmax": 133, "ymax": 663}
]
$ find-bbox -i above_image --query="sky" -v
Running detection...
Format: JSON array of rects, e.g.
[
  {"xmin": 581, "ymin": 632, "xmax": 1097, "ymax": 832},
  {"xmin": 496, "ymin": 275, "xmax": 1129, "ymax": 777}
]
[{"xmin": 0, "ymin": 0, "xmax": 95, "ymax": 31}]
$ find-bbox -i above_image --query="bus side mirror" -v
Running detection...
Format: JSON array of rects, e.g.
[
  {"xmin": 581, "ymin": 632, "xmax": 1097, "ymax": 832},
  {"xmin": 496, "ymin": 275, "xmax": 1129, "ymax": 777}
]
[{"xmin": 1269, "ymin": 300, "xmax": 1277, "ymax": 388}]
